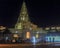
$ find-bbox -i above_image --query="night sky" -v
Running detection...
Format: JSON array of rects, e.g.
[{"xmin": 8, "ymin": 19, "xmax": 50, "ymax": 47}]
[{"xmin": 0, "ymin": 0, "xmax": 60, "ymax": 28}]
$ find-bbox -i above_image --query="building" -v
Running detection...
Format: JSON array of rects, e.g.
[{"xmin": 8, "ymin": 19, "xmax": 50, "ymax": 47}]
[{"xmin": 9, "ymin": 1, "xmax": 46, "ymax": 40}]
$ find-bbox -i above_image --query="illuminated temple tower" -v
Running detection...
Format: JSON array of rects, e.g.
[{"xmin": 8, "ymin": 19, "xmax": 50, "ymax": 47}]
[
  {"xmin": 15, "ymin": 1, "xmax": 38, "ymax": 30},
  {"xmin": 9, "ymin": 1, "xmax": 46, "ymax": 39},
  {"xmin": 14, "ymin": 1, "xmax": 41, "ymax": 39}
]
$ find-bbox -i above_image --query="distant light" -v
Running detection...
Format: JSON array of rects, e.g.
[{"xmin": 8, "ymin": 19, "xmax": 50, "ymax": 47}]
[
  {"xmin": 36, "ymin": 33, "xmax": 39, "ymax": 38},
  {"xmin": 12, "ymin": 39, "xmax": 16, "ymax": 43},
  {"xmin": 26, "ymin": 32, "xmax": 30, "ymax": 39},
  {"xmin": 56, "ymin": 27, "xmax": 60, "ymax": 30},
  {"xmin": 37, "ymin": 31, "xmax": 39, "ymax": 33},
  {"xmin": 31, "ymin": 36, "xmax": 36, "ymax": 45},
  {"xmin": 33, "ymin": 36, "xmax": 35, "ymax": 42},
  {"xmin": 45, "ymin": 27, "xmax": 50, "ymax": 30},
  {"xmin": 51, "ymin": 27, "xmax": 55, "ymax": 29},
  {"xmin": 0, "ymin": 26, "xmax": 6, "ymax": 30},
  {"xmin": 5, "ymin": 37, "xmax": 8, "ymax": 40},
  {"xmin": 15, "ymin": 31, "xmax": 18, "ymax": 33},
  {"xmin": 13, "ymin": 34, "xmax": 19, "ymax": 38}
]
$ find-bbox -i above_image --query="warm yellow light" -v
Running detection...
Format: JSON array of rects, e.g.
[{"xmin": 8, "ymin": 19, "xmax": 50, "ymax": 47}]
[
  {"xmin": 12, "ymin": 39, "xmax": 16, "ymax": 42},
  {"xmin": 0, "ymin": 26, "xmax": 6, "ymax": 30},
  {"xmin": 36, "ymin": 33, "xmax": 39, "ymax": 38},
  {"xmin": 45, "ymin": 27, "xmax": 50, "ymax": 30},
  {"xmin": 56, "ymin": 27, "xmax": 60, "ymax": 29},
  {"xmin": 26, "ymin": 32, "xmax": 30, "ymax": 39},
  {"xmin": 13, "ymin": 34, "xmax": 19, "ymax": 38},
  {"xmin": 51, "ymin": 27, "xmax": 55, "ymax": 29}
]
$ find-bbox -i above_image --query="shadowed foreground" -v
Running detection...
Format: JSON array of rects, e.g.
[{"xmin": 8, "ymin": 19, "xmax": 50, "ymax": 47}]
[{"xmin": 0, "ymin": 44, "xmax": 60, "ymax": 48}]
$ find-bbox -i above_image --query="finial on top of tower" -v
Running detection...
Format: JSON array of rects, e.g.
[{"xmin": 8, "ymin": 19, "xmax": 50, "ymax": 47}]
[{"xmin": 22, "ymin": 0, "xmax": 26, "ymax": 8}]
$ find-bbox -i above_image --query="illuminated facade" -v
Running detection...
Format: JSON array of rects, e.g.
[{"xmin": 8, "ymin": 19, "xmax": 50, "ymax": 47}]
[
  {"xmin": 9, "ymin": 1, "xmax": 60, "ymax": 40},
  {"xmin": 0, "ymin": 1, "xmax": 60, "ymax": 44},
  {"xmin": 14, "ymin": 1, "xmax": 44, "ymax": 39},
  {"xmin": 44, "ymin": 26, "xmax": 60, "ymax": 32}
]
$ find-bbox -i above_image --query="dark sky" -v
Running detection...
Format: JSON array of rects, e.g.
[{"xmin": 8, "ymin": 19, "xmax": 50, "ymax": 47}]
[{"xmin": 0, "ymin": 0, "xmax": 60, "ymax": 28}]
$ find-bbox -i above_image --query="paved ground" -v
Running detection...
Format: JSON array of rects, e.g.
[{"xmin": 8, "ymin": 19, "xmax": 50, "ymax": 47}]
[{"xmin": 0, "ymin": 43, "xmax": 60, "ymax": 48}]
